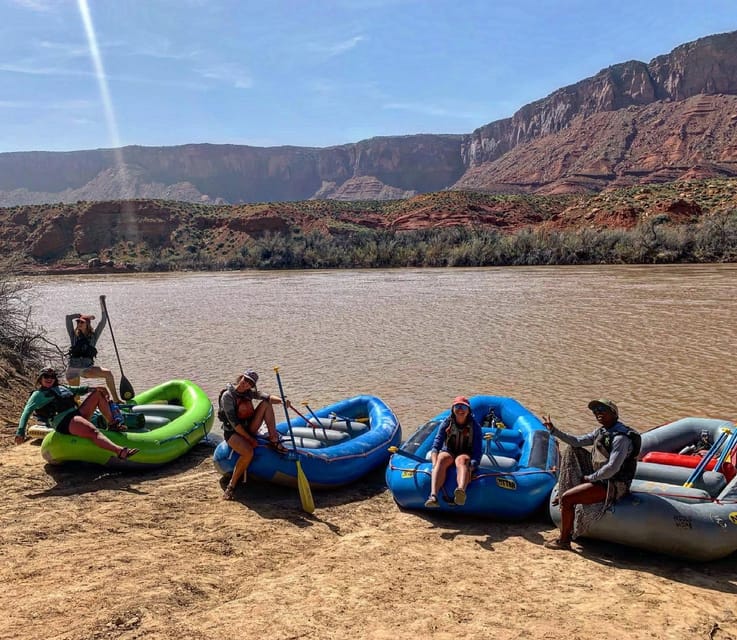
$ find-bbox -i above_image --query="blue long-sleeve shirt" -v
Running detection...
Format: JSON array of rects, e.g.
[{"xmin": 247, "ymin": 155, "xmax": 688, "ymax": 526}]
[{"xmin": 431, "ymin": 415, "xmax": 483, "ymax": 467}]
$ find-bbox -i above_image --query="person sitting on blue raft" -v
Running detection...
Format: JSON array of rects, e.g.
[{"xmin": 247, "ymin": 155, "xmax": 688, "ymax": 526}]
[{"xmin": 424, "ymin": 396, "xmax": 482, "ymax": 508}]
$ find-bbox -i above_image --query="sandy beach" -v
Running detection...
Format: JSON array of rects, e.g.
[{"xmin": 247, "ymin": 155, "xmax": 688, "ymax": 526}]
[{"xmin": 1, "ymin": 421, "xmax": 736, "ymax": 640}]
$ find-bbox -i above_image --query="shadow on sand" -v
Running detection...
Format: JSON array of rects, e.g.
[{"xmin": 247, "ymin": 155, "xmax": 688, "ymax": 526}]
[
  {"xmin": 26, "ymin": 438, "xmax": 218, "ymax": 498},
  {"xmin": 219, "ymin": 464, "xmax": 391, "ymax": 534}
]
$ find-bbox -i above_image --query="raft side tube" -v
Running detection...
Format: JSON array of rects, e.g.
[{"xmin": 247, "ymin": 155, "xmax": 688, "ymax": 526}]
[{"xmin": 635, "ymin": 461, "xmax": 726, "ymax": 497}]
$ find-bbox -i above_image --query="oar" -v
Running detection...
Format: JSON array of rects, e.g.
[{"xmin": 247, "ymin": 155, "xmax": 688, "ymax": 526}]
[
  {"xmin": 99, "ymin": 295, "xmax": 135, "ymax": 401},
  {"xmin": 274, "ymin": 367, "xmax": 315, "ymax": 514},
  {"xmin": 388, "ymin": 445, "xmax": 427, "ymax": 464},
  {"xmin": 714, "ymin": 427, "xmax": 737, "ymax": 472},
  {"xmin": 302, "ymin": 402, "xmax": 324, "ymax": 425},
  {"xmin": 292, "ymin": 404, "xmax": 326, "ymax": 430},
  {"xmin": 684, "ymin": 428, "xmax": 730, "ymax": 488}
]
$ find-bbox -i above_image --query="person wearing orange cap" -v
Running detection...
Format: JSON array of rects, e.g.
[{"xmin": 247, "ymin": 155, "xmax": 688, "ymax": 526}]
[
  {"xmin": 64, "ymin": 295, "xmax": 119, "ymax": 402},
  {"xmin": 542, "ymin": 399, "xmax": 641, "ymax": 550},
  {"xmin": 424, "ymin": 396, "xmax": 482, "ymax": 508},
  {"xmin": 218, "ymin": 369, "xmax": 291, "ymax": 500}
]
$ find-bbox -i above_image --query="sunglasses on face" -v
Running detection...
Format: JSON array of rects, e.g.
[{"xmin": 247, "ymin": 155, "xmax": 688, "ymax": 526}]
[
  {"xmin": 41, "ymin": 374, "xmax": 56, "ymax": 380},
  {"xmin": 453, "ymin": 404, "xmax": 469, "ymax": 412},
  {"xmin": 591, "ymin": 406, "xmax": 609, "ymax": 414}
]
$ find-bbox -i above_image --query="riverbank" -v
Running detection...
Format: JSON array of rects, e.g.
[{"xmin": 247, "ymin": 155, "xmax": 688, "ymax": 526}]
[{"xmin": 1, "ymin": 421, "xmax": 736, "ymax": 639}]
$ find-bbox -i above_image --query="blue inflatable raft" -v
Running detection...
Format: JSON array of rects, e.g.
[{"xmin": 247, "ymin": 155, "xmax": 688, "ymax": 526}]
[
  {"xmin": 385, "ymin": 395, "xmax": 558, "ymax": 518},
  {"xmin": 213, "ymin": 394, "xmax": 401, "ymax": 488}
]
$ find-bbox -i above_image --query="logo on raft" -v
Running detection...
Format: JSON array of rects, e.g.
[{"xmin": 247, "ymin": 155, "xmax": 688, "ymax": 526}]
[
  {"xmin": 496, "ymin": 477, "xmax": 517, "ymax": 490},
  {"xmin": 730, "ymin": 512, "xmax": 737, "ymax": 526},
  {"xmin": 674, "ymin": 515, "xmax": 693, "ymax": 529},
  {"xmin": 401, "ymin": 471, "xmax": 415, "ymax": 478}
]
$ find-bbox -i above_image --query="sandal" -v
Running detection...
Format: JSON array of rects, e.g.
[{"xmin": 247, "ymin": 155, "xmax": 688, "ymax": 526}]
[
  {"xmin": 424, "ymin": 494, "xmax": 439, "ymax": 508},
  {"xmin": 117, "ymin": 447, "xmax": 139, "ymax": 460},
  {"xmin": 544, "ymin": 537, "xmax": 572, "ymax": 551},
  {"xmin": 453, "ymin": 487, "xmax": 467, "ymax": 506},
  {"xmin": 269, "ymin": 438, "xmax": 289, "ymax": 454},
  {"xmin": 223, "ymin": 484, "xmax": 236, "ymax": 500}
]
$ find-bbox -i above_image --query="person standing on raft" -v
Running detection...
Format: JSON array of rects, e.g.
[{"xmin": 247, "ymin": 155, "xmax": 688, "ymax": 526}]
[
  {"xmin": 542, "ymin": 399, "xmax": 641, "ymax": 550},
  {"xmin": 218, "ymin": 369, "xmax": 291, "ymax": 500},
  {"xmin": 65, "ymin": 295, "xmax": 120, "ymax": 403}
]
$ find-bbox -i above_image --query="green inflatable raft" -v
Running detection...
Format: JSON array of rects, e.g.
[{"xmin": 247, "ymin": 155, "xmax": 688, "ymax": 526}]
[{"xmin": 39, "ymin": 379, "xmax": 214, "ymax": 468}]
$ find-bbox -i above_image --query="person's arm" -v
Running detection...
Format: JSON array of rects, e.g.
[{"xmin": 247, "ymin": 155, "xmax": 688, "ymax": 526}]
[
  {"xmin": 542, "ymin": 415, "xmax": 596, "ymax": 447},
  {"xmin": 585, "ymin": 435, "xmax": 633, "ymax": 482},
  {"xmin": 16, "ymin": 391, "xmax": 44, "ymax": 440},
  {"xmin": 471, "ymin": 419, "xmax": 483, "ymax": 469},
  {"xmin": 93, "ymin": 297, "xmax": 108, "ymax": 343},
  {"xmin": 69, "ymin": 385, "xmax": 91, "ymax": 396},
  {"xmin": 221, "ymin": 390, "xmax": 240, "ymax": 428},
  {"xmin": 65, "ymin": 314, "xmax": 79, "ymax": 342},
  {"xmin": 430, "ymin": 418, "xmax": 449, "ymax": 455}
]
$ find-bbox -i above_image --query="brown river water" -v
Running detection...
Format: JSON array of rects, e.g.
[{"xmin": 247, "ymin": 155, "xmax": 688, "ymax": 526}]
[{"xmin": 21, "ymin": 263, "xmax": 737, "ymax": 437}]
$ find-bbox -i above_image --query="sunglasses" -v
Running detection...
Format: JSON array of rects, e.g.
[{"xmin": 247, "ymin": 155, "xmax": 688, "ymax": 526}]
[
  {"xmin": 453, "ymin": 404, "xmax": 469, "ymax": 411},
  {"xmin": 591, "ymin": 406, "xmax": 610, "ymax": 414},
  {"xmin": 41, "ymin": 374, "xmax": 56, "ymax": 380}
]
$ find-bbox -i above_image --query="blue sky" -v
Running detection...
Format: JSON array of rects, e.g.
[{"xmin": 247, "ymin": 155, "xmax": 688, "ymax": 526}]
[{"xmin": 2, "ymin": 0, "xmax": 737, "ymax": 153}]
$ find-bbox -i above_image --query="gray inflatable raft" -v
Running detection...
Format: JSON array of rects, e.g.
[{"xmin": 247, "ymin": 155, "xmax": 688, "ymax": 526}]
[{"xmin": 550, "ymin": 417, "xmax": 737, "ymax": 561}]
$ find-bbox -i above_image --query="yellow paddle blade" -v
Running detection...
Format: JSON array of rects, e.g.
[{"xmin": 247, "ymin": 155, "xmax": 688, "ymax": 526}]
[{"xmin": 296, "ymin": 459, "xmax": 315, "ymax": 514}]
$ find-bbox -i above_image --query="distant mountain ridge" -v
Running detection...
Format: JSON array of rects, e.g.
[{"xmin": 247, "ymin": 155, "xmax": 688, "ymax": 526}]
[{"xmin": 1, "ymin": 30, "xmax": 737, "ymax": 206}]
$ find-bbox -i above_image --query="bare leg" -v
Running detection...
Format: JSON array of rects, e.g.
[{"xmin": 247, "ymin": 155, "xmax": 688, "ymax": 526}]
[
  {"xmin": 252, "ymin": 401, "xmax": 281, "ymax": 442},
  {"xmin": 224, "ymin": 433, "xmax": 255, "ymax": 499},
  {"xmin": 77, "ymin": 388, "xmax": 114, "ymax": 423},
  {"xmin": 81, "ymin": 366, "xmax": 120, "ymax": 403},
  {"xmin": 558, "ymin": 482, "xmax": 608, "ymax": 542},
  {"xmin": 430, "ymin": 451, "xmax": 454, "ymax": 497},
  {"xmin": 455, "ymin": 453, "xmax": 471, "ymax": 491},
  {"xmin": 67, "ymin": 416, "xmax": 126, "ymax": 456}
]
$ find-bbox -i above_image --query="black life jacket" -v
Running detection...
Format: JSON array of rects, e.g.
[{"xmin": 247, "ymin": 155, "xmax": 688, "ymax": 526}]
[
  {"xmin": 445, "ymin": 417, "xmax": 474, "ymax": 455},
  {"xmin": 33, "ymin": 386, "xmax": 79, "ymax": 423},
  {"xmin": 69, "ymin": 333, "xmax": 98, "ymax": 360},
  {"xmin": 593, "ymin": 426, "xmax": 642, "ymax": 486}
]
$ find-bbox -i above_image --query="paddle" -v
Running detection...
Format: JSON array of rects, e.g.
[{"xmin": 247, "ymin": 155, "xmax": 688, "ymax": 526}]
[
  {"xmin": 274, "ymin": 367, "xmax": 315, "ymax": 514},
  {"xmin": 684, "ymin": 428, "xmax": 730, "ymax": 488},
  {"xmin": 714, "ymin": 427, "xmax": 737, "ymax": 473},
  {"xmin": 387, "ymin": 445, "xmax": 427, "ymax": 464},
  {"xmin": 99, "ymin": 295, "xmax": 135, "ymax": 401},
  {"xmin": 301, "ymin": 402, "xmax": 324, "ymax": 425}
]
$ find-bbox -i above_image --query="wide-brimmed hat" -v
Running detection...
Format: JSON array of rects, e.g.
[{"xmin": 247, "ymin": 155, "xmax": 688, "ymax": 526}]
[
  {"xmin": 242, "ymin": 369, "xmax": 259, "ymax": 386},
  {"xmin": 452, "ymin": 396, "xmax": 471, "ymax": 410},
  {"xmin": 588, "ymin": 399, "xmax": 619, "ymax": 416},
  {"xmin": 36, "ymin": 366, "xmax": 58, "ymax": 384}
]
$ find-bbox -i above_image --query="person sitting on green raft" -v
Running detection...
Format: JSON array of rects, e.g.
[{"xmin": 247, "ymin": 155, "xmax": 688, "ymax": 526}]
[{"xmin": 14, "ymin": 366, "xmax": 138, "ymax": 460}]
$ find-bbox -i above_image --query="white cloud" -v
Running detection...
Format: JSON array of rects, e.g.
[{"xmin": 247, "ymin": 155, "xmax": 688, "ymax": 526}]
[
  {"xmin": 307, "ymin": 35, "xmax": 366, "ymax": 58},
  {"xmin": 9, "ymin": 0, "xmax": 55, "ymax": 12},
  {"xmin": 194, "ymin": 63, "xmax": 253, "ymax": 89}
]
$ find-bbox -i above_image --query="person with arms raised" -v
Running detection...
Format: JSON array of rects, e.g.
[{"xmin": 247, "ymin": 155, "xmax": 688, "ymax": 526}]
[
  {"xmin": 542, "ymin": 399, "xmax": 641, "ymax": 550},
  {"xmin": 65, "ymin": 295, "xmax": 120, "ymax": 403}
]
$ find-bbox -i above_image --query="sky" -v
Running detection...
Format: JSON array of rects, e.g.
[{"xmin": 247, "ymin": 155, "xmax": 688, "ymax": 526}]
[{"xmin": 2, "ymin": 0, "xmax": 737, "ymax": 154}]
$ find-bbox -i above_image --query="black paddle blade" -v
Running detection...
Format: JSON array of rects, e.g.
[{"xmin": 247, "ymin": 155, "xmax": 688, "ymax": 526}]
[{"xmin": 120, "ymin": 375, "xmax": 135, "ymax": 401}]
